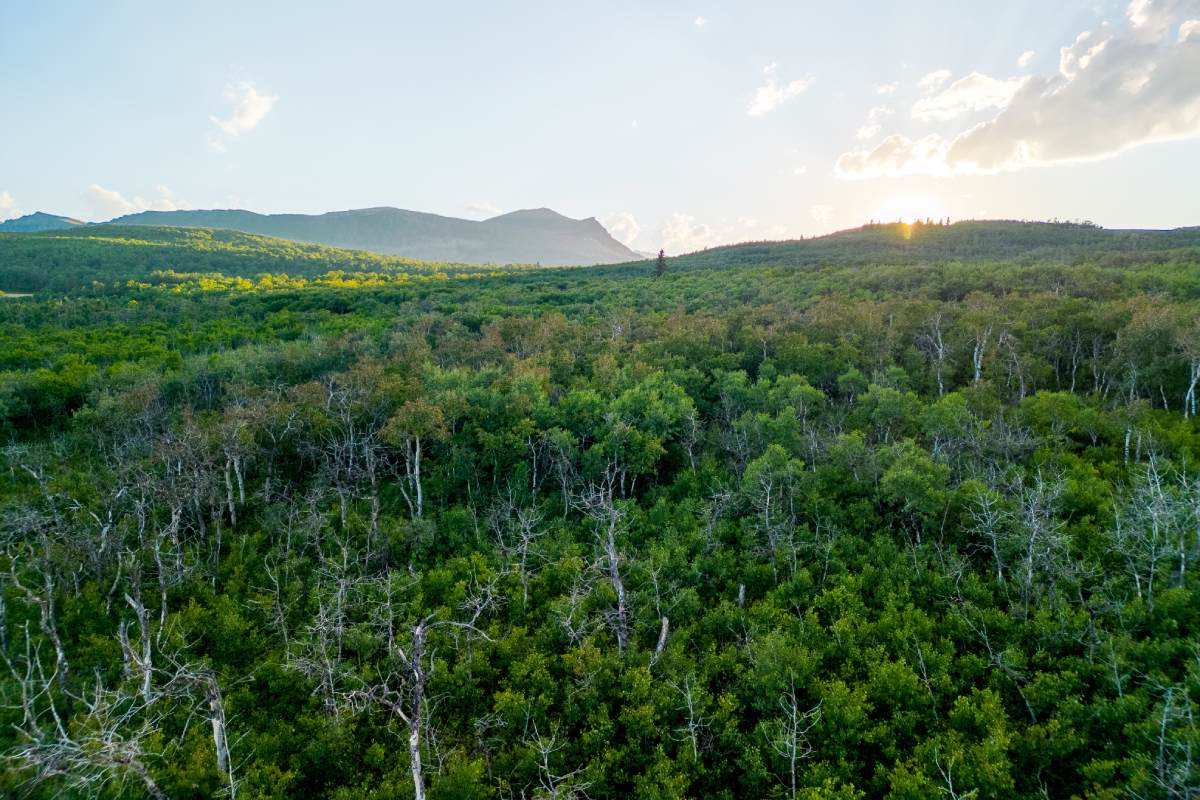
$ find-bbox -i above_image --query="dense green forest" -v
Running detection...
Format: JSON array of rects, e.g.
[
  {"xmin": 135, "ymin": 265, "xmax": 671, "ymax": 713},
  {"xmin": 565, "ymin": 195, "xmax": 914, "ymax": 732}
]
[{"xmin": 1, "ymin": 220, "xmax": 1198, "ymax": 799}]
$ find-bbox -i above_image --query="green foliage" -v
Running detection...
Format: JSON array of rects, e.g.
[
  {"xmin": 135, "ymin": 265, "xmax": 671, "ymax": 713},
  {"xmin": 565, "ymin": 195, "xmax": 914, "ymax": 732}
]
[{"xmin": 0, "ymin": 222, "xmax": 1198, "ymax": 798}]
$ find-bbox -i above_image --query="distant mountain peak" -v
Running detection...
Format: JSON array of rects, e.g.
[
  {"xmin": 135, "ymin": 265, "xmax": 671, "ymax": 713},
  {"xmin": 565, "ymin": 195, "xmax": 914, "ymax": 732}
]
[{"xmin": 484, "ymin": 207, "xmax": 571, "ymax": 223}]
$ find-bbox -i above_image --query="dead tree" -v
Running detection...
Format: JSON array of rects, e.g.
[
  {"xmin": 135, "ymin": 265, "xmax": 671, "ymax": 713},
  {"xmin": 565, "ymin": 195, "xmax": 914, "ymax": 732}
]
[
  {"xmin": 1138, "ymin": 682, "xmax": 1198, "ymax": 800},
  {"xmin": 670, "ymin": 675, "xmax": 709, "ymax": 761},
  {"xmin": 524, "ymin": 723, "xmax": 592, "ymax": 800},
  {"xmin": 290, "ymin": 569, "xmax": 499, "ymax": 800},
  {"xmin": 158, "ymin": 655, "xmax": 239, "ymax": 800},
  {"xmin": 572, "ymin": 463, "xmax": 630, "ymax": 656},
  {"xmin": 933, "ymin": 749, "xmax": 979, "ymax": 800},
  {"xmin": 967, "ymin": 487, "xmax": 1008, "ymax": 583},
  {"xmin": 1, "ymin": 626, "xmax": 167, "ymax": 800},
  {"xmin": 916, "ymin": 311, "xmax": 950, "ymax": 396},
  {"xmin": 489, "ymin": 494, "xmax": 546, "ymax": 608},
  {"xmin": 768, "ymin": 678, "xmax": 821, "ymax": 800},
  {"xmin": 971, "ymin": 325, "xmax": 992, "ymax": 385},
  {"xmin": 1008, "ymin": 470, "xmax": 1071, "ymax": 614},
  {"xmin": 1114, "ymin": 457, "xmax": 1197, "ymax": 606}
]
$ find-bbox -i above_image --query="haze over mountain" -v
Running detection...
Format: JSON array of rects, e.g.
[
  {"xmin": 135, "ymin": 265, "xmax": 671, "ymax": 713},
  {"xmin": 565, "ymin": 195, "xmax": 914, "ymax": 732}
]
[{"xmin": 99, "ymin": 206, "xmax": 640, "ymax": 266}]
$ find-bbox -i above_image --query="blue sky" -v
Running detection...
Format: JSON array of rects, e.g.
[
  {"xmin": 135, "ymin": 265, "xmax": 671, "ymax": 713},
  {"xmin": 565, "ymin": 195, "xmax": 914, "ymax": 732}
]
[{"xmin": 2, "ymin": 0, "xmax": 1198, "ymax": 252}]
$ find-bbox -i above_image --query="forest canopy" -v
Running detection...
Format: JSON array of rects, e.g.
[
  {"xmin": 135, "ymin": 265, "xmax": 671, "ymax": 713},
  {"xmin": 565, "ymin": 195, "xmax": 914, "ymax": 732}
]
[{"xmin": 1, "ymin": 220, "xmax": 1198, "ymax": 799}]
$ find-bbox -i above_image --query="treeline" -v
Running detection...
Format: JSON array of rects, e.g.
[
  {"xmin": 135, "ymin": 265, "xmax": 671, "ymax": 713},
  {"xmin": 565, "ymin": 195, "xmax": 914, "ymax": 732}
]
[
  {"xmin": 652, "ymin": 220, "xmax": 1200, "ymax": 272},
  {"xmin": 0, "ymin": 226, "xmax": 535, "ymax": 294},
  {"xmin": 0, "ymin": 227, "xmax": 1198, "ymax": 798}
]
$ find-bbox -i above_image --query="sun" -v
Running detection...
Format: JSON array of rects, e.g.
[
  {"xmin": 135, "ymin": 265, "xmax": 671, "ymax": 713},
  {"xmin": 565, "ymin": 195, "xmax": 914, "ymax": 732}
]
[{"xmin": 871, "ymin": 194, "xmax": 950, "ymax": 225}]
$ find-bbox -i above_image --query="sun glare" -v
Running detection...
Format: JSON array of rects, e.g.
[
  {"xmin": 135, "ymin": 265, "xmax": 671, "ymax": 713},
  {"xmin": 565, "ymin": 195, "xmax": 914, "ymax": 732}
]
[{"xmin": 871, "ymin": 194, "xmax": 950, "ymax": 225}]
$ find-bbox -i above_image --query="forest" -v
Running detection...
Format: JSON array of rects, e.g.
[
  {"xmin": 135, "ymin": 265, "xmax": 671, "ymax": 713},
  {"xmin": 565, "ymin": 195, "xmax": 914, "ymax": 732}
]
[{"xmin": 1, "ymin": 219, "xmax": 1199, "ymax": 799}]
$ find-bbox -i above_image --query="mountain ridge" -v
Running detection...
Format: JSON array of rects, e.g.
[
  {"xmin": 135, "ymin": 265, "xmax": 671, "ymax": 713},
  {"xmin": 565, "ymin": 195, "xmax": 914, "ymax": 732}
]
[{"xmin": 106, "ymin": 206, "xmax": 639, "ymax": 266}]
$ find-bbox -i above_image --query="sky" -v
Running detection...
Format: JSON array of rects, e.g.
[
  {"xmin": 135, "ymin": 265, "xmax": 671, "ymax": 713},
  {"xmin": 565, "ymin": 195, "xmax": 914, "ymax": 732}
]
[{"xmin": 2, "ymin": 0, "xmax": 1199, "ymax": 253}]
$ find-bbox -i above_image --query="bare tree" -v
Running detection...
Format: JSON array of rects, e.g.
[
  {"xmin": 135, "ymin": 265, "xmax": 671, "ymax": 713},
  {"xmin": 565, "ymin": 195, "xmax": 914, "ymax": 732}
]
[
  {"xmin": 1008, "ymin": 470, "xmax": 1071, "ymax": 614},
  {"xmin": 489, "ymin": 494, "xmax": 546, "ymax": 607},
  {"xmin": 916, "ymin": 311, "xmax": 950, "ymax": 396},
  {"xmin": 1132, "ymin": 682, "xmax": 1198, "ymax": 800},
  {"xmin": 1114, "ymin": 458, "xmax": 1197, "ymax": 607},
  {"xmin": 933, "ymin": 748, "xmax": 979, "ymax": 800},
  {"xmin": 669, "ymin": 675, "xmax": 709, "ymax": 761},
  {"xmin": 290, "ymin": 568, "xmax": 499, "ymax": 800},
  {"xmin": 971, "ymin": 324, "xmax": 992, "ymax": 385},
  {"xmin": 967, "ymin": 486, "xmax": 1007, "ymax": 583},
  {"xmin": 524, "ymin": 723, "xmax": 592, "ymax": 800},
  {"xmin": 767, "ymin": 678, "xmax": 821, "ymax": 800},
  {"xmin": 572, "ymin": 464, "xmax": 630, "ymax": 656},
  {"xmin": 1, "ymin": 626, "xmax": 167, "ymax": 800}
]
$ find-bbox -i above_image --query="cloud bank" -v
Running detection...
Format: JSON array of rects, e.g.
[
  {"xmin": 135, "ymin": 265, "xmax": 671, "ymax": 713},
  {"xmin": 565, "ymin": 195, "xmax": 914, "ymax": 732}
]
[
  {"xmin": 85, "ymin": 184, "xmax": 178, "ymax": 220},
  {"xmin": 837, "ymin": 0, "xmax": 1200, "ymax": 178}
]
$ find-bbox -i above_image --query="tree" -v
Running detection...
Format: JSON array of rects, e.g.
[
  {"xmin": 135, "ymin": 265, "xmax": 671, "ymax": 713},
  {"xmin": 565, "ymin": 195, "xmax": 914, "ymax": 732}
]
[
  {"xmin": 656, "ymin": 249, "xmax": 668, "ymax": 277},
  {"xmin": 384, "ymin": 397, "xmax": 448, "ymax": 520},
  {"xmin": 288, "ymin": 564, "xmax": 499, "ymax": 800}
]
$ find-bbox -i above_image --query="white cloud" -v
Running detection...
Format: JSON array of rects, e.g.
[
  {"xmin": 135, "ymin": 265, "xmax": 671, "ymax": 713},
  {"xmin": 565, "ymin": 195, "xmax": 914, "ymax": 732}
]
[
  {"xmin": 209, "ymin": 81, "xmax": 277, "ymax": 151},
  {"xmin": 764, "ymin": 224, "xmax": 789, "ymax": 238},
  {"xmin": 466, "ymin": 201, "xmax": 503, "ymax": 218},
  {"xmin": 875, "ymin": 81, "xmax": 900, "ymax": 94},
  {"xmin": 835, "ymin": 134, "xmax": 954, "ymax": 178},
  {"xmin": 917, "ymin": 69, "xmax": 953, "ymax": 93},
  {"xmin": 810, "ymin": 204, "xmax": 834, "ymax": 224},
  {"xmin": 856, "ymin": 105, "xmax": 894, "ymax": 139},
  {"xmin": 837, "ymin": 0, "xmax": 1200, "ymax": 178},
  {"xmin": 0, "ymin": 191, "xmax": 20, "ymax": 221},
  {"xmin": 84, "ymin": 184, "xmax": 178, "ymax": 220},
  {"xmin": 604, "ymin": 212, "xmax": 641, "ymax": 247},
  {"xmin": 1180, "ymin": 18, "xmax": 1200, "ymax": 40},
  {"xmin": 747, "ymin": 63, "xmax": 814, "ymax": 116},
  {"xmin": 793, "ymin": 164, "xmax": 809, "ymax": 175},
  {"xmin": 1126, "ymin": 0, "xmax": 1199, "ymax": 35},
  {"xmin": 658, "ymin": 213, "xmax": 718, "ymax": 254},
  {"xmin": 911, "ymin": 72, "xmax": 1028, "ymax": 121},
  {"xmin": 694, "ymin": 16, "xmax": 708, "ymax": 27},
  {"xmin": 1018, "ymin": 50, "xmax": 1037, "ymax": 67}
]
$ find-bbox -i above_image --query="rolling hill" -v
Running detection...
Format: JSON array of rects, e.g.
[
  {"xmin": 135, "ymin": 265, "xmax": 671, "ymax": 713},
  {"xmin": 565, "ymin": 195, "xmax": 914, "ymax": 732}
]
[
  {"xmin": 646, "ymin": 220, "xmax": 1200, "ymax": 272},
  {"xmin": 0, "ymin": 211, "xmax": 86, "ymax": 233}
]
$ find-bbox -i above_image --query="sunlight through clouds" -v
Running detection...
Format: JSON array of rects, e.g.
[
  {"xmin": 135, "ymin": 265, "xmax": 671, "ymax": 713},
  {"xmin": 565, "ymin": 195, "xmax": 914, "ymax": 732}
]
[
  {"xmin": 837, "ymin": 0, "xmax": 1200, "ymax": 178},
  {"xmin": 657, "ymin": 213, "xmax": 717, "ymax": 254}
]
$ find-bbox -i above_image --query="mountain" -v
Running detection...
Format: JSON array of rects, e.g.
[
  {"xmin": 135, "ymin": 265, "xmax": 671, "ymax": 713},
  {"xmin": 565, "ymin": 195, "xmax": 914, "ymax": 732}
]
[
  {"xmin": 108, "ymin": 206, "xmax": 639, "ymax": 266},
  {"xmin": 0, "ymin": 211, "xmax": 86, "ymax": 233}
]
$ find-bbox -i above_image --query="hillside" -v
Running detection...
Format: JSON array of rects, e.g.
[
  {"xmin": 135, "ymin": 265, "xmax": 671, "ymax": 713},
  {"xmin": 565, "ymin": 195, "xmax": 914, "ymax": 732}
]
[
  {"xmin": 648, "ymin": 220, "xmax": 1200, "ymax": 272},
  {"xmin": 110, "ymin": 205, "xmax": 640, "ymax": 265},
  {"xmin": 6, "ymin": 219, "xmax": 1200, "ymax": 296},
  {"xmin": 0, "ymin": 224, "xmax": 536, "ymax": 293},
  {"xmin": 0, "ymin": 211, "xmax": 85, "ymax": 233}
]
